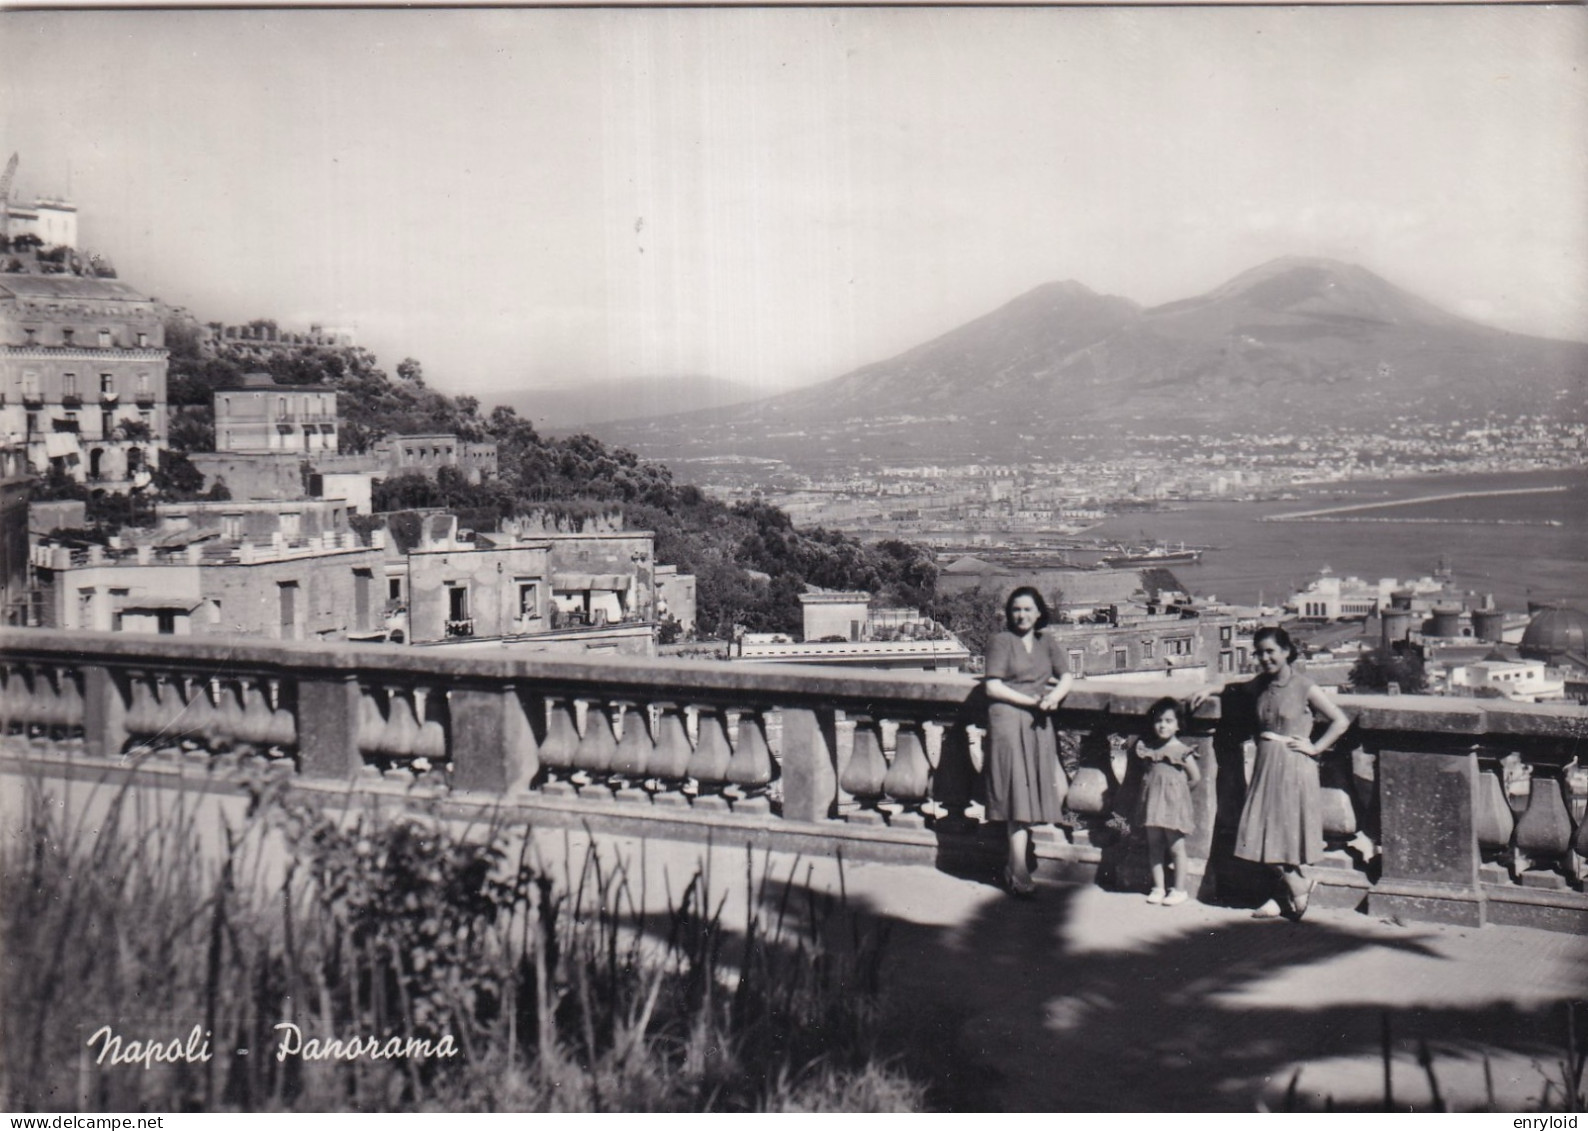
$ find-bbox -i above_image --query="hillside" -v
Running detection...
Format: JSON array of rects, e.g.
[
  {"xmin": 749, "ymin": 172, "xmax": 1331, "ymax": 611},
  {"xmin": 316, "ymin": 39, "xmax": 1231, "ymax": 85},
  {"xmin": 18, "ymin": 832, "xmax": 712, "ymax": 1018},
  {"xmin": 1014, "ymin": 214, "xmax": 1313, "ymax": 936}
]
[
  {"xmin": 507, "ymin": 374, "xmax": 774, "ymax": 430},
  {"xmin": 598, "ymin": 257, "xmax": 1588, "ymax": 465}
]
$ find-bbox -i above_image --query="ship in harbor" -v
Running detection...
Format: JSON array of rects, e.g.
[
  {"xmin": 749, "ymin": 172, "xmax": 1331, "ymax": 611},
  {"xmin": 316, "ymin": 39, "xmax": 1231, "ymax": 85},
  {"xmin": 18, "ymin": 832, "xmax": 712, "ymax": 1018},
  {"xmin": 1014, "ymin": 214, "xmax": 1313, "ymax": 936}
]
[{"xmin": 1100, "ymin": 541, "xmax": 1206, "ymax": 568}]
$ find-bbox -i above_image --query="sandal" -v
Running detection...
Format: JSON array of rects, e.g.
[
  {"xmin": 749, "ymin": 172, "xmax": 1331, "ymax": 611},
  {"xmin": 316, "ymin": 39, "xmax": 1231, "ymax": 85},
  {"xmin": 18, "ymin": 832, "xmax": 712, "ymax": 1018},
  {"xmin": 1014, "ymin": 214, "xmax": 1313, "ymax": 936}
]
[
  {"xmin": 1251, "ymin": 899, "xmax": 1284, "ymax": 919},
  {"xmin": 1287, "ymin": 877, "xmax": 1317, "ymax": 921},
  {"xmin": 1002, "ymin": 866, "xmax": 1037, "ymax": 898}
]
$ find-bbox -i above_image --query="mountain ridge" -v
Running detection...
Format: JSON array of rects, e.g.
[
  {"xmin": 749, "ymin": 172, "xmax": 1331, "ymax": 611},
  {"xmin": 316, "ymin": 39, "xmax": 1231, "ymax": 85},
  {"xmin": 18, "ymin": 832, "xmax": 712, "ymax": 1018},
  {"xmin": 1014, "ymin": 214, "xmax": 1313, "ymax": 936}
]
[{"xmin": 595, "ymin": 257, "xmax": 1588, "ymax": 462}]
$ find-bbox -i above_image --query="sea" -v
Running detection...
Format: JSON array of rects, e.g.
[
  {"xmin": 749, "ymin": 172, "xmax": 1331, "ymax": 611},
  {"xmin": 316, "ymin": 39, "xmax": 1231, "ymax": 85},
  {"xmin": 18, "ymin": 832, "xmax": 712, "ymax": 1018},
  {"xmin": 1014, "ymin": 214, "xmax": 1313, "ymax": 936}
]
[{"xmin": 1082, "ymin": 467, "xmax": 1588, "ymax": 612}]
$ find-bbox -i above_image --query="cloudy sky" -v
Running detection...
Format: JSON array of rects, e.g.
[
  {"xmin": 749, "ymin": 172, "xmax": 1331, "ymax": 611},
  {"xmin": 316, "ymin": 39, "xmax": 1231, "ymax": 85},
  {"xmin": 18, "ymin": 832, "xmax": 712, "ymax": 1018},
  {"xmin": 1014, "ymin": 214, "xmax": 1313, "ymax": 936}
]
[{"xmin": 3, "ymin": 6, "xmax": 1584, "ymax": 405}]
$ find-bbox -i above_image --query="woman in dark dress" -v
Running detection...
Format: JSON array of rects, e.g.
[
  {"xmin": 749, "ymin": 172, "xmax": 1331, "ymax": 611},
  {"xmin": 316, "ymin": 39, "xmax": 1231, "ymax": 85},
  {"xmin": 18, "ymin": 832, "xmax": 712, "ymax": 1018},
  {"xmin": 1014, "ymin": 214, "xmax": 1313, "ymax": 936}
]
[
  {"xmin": 983, "ymin": 586, "xmax": 1073, "ymax": 896},
  {"xmin": 1190, "ymin": 625, "xmax": 1351, "ymax": 919}
]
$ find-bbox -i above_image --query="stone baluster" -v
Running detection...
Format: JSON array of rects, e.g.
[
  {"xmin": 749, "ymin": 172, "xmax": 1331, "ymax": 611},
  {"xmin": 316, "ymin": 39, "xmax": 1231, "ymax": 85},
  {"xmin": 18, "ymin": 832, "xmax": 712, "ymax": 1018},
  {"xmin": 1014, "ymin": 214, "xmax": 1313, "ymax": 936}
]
[
  {"xmin": 725, "ymin": 705, "xmax": 773, "ymax": 815},
  {"xmin": 237, "ymin": 679, "xmax": 276, "ymax": 750},
  {"xmin": 214, "ymin": 679, "xmax": 248, "ymax": 753},
  {"xmin": 882, "ymin": 718, "xmax": 932, "ymax": 828},
  {"xmin": 1565, "ymin": 760, "xmax": 1588, "ymax": 888},
  {"xmin": 928, "ymin": 719, "xmax": 977, "ymax": 832},
  {"xmin": 647, "ymin": 700, "xmax": 692, "ymax": 807},
  {"xmin": 572, "ymin": 698, "xmax": 618, "ymax": 786},
  {"xmin": 375, "ymin": 687, "xmax": 422, "ymax": 780},
  {"xmin": 1512, "ymin": 765, "xmax": 1573, "ymax": 890},
  {"xmin": 610, "ymin": 701, "xmax": 651, "ymax": 803},
  {"xmin": 122, "ymin": 672, "xmax": 163, "ymax": 748},
  {"xmin": 688, "ymin": 705, "xmax": 734, "ymax": 810},
  {"xmin": 180, "ymin": 676, "xmax": 220, "ymax": 756},
  {"xmin": 412, "ymin": 686, "xmax": 448, "ymax": 780},
  {"xmin": 536, "ymin": 696, "xmax": 581, "ymax": 797},
  {"xmin": 1475, "ymin": 766, "xmax": 1515, "ymax": 885},
  {"xmin": 840, "ymin": 715, "xmax": 887, "ymax": 825},
  {"xmin": 265, "ymin": 680, "xmax": 297, "ymax": 753}
]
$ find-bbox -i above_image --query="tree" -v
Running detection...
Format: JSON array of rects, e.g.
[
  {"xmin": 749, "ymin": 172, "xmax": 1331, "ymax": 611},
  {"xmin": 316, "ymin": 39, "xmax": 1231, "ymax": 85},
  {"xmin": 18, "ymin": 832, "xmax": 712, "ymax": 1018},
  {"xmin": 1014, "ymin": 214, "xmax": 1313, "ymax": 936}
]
[
  {"xmin": 926, "ymin": 585, "xmax": 1005, "ymax": 659},
  {"xmin": 396, "ymin": 358, "xmax": 425, "ymax": 385},
  {"xmin": 1348, "ymin": 646, "xmax": 1428, "ymax": 694}
]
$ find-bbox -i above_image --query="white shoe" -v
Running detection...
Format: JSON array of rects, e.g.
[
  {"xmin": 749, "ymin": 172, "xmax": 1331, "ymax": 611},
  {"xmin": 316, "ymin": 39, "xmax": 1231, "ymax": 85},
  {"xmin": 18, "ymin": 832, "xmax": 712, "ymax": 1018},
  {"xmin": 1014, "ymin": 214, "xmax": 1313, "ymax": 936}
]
[
  {"xmin": 1145, "ymin": 887, "xmax": 1166, "ymax": 904},
  {"xmin": 1162, "ymin": 889, "xmax": 1189, "ymax": 907}
]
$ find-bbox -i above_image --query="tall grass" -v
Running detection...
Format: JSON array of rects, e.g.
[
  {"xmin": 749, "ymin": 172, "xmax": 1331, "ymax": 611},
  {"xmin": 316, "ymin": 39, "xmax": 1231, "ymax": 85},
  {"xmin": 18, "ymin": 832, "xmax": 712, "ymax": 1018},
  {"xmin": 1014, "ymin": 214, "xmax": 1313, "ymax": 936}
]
[{"xmin": 0, "ymin": 770, "xmax": 921, "ymax": 1112}]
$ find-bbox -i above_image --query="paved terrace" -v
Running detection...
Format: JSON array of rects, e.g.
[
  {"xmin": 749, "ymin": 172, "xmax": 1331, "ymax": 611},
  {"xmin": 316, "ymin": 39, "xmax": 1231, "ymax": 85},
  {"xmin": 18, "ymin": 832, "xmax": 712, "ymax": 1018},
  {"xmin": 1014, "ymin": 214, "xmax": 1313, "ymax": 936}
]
[{"xmin": 3, "ymin": 628, "xmax": 1587, "ymax": 1109}]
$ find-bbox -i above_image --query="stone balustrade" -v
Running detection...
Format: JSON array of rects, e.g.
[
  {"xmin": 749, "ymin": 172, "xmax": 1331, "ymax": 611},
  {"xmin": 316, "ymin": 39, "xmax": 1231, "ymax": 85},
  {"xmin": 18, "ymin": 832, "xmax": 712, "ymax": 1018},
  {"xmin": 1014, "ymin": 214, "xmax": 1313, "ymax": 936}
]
[{"xmin": 2, "ymin": 627, "xmax": 1585, "ymax": 932}]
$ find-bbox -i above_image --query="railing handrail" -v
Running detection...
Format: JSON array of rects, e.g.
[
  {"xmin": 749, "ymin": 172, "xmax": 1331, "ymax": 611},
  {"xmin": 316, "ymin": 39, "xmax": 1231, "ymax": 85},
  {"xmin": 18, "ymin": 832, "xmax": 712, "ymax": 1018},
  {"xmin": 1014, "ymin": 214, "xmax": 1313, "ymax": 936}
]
[{"xmin": 4, "ymin": 626, "xmax": 1588, "ymax": 738}]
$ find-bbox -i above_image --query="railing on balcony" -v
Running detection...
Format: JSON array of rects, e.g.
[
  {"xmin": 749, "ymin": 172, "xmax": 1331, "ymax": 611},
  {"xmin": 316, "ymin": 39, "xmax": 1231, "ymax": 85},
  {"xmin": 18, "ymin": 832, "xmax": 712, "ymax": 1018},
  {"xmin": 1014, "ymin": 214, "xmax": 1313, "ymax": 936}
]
[
  {"xmin": 1, "ymin": 628, "xmax": 1585, "ymax": 930},
  {"xmin": 445, "ymin": 617, "xmax": 475, "ymax": 638},
  {"xmin": 61, "ymin": 393, "xmax": 82, "ymax": 408}
]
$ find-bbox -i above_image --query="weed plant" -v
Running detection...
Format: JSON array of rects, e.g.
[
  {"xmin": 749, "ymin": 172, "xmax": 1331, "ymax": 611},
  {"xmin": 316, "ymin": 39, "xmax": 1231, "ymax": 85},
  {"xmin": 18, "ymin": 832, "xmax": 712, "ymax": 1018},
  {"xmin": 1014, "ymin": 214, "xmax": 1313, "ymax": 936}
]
[{"xmin": 0, "ymin": 769, "xmax": 922, "ymax": 1112}]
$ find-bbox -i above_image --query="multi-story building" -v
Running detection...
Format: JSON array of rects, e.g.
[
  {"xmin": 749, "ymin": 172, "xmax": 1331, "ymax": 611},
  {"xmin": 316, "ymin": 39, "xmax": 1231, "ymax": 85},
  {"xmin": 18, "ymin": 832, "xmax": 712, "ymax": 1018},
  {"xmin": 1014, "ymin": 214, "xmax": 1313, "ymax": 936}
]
[
  {"xmin": 373, "ymin": 433, "xmax": 498, "ymax": 485},
  {"xmin": 0, "ymin": 273, "xmax": 168, "ymax": 484},
  {"xmin": 213, "ymin": 372, "xmax": 338, "ymax": 455},
  {"xmin": 3, "ymin": 197, "xmax": 78, "ymax": 250},
  {"xmin": 28, "ymin": 529, "xmax": 386, "ymax": 640},
  {"xmin": 1, "ymin": 445, "xmax": 29, "ymax": 624}
]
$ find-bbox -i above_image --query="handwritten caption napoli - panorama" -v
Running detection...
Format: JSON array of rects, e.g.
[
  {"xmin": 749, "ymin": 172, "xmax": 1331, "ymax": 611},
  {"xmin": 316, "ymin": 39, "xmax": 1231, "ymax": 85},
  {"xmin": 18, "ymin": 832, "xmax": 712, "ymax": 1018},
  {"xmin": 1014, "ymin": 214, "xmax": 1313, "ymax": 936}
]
[{"xmin": 85, "ymin": 1024, "xmax": 459, "ymax": 1070}]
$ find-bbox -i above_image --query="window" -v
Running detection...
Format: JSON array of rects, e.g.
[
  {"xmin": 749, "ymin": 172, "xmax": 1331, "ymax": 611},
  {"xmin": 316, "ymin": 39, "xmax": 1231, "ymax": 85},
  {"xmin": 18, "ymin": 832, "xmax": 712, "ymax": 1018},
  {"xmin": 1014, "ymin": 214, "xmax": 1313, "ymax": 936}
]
[
  {"xmin": 517, "ymin": 581, "xmax": 540, "ymax": 618},
  {"xmin": 1113, "ymin": 648, "xmax": 1129, "ymax": 671},
  {"xmin": 136, "ymin": 332, "xmax": 148, "ymax": 348},
  {"xmin": 101, "ymin": 411, "xmax": 114, "ymax": 437},
  {"xmin": 110, "ymin": 588, "xmax": 129, "ymax": 632},
  {"xmin": 23, "ymin": 328, "xmax": 36, "ymax": 345},
  {"xmin": 353, "ymin": 569, "xmax": 373, "ymax": 629},
  {"xmin": 280, "ymin": 513, "xmax": 301, "ymax": 538},
  {"xmin": 63, "ymin": 372, "xmax": 77, "ymax": 397},
  {"xmin": 278, "ymin": 582, "xmax": 300, "ymax": 637},
  {"xmin": 448, "ymin": 585, "xmax": 470, "ymax": 620},
  {"xmin": 101, "ymin": 373, "xmax": 114, "ymax": 393},
  {"xmin": 388, "ymin": 577, "xmax": 402, "ymax": 601},
  {"xmin": 1141, "ymin": 638, "xmax": 1155, "ymax": 659},
  {"xmin": 1068, "ymin": 649, "xmax": 1086, "ymax": 675},
  {"xmin": 1220, "ymin": 625, "xmax": 1233, "ymax": 643},
  {"xmin": 25, "ymin": 413, "xmax": 38, "ymax": 436},
  {"xmin": 98, "ymin": 330, "xmax": 111, "ymax": 348},
  {"xmin": 61, "ymin": 328, "xmax": 74, "ymax": 345}
]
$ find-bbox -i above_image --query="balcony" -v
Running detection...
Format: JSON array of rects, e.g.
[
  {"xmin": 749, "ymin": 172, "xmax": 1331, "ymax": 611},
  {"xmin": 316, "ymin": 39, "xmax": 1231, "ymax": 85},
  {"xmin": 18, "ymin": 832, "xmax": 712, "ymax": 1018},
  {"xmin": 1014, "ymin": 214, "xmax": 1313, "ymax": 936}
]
[
  {"xmin": 100, "ymin": 390, "xmax": 119, "ymax": 405},
  {"xmin": 445, "ymin": 617, "xmax": 475, "ymax": 638},
  {"xmin": 0, "ymin": 627, "xmax": 1584, "ymax": 935},
  {"xmin": 21, "ymin": 390, "xmax": 43, "ymax": 407},
  {"xmin": 60, "ymin": 392, "xmax": 82, "ymax": 408},
  {"xmin": 133, "ymin": 389, "xmax": 155, "ymax": 406}
]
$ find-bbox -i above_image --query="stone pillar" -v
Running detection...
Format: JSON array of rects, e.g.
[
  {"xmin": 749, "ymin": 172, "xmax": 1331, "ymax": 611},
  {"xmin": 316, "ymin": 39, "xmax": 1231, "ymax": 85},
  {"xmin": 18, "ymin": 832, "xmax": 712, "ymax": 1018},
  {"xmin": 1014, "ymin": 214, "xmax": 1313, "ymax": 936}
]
[
  {"xmin": 780, "ymin": 706, "xmax": 837, "ymax": 822},
  {"xmin": 296, "ymin": 671, "xmax": 363, "ymax": 780},
  {"xmin": 1368, "ymin": 747, "xmax": 1485, "ymax": 925},
  {"xmin": 449, "ymin": 683, "xmax": 537, "ymax": 794},
  {"xmin": 81, "ymin": 664, "xmax": 127, "ymax": 760}
]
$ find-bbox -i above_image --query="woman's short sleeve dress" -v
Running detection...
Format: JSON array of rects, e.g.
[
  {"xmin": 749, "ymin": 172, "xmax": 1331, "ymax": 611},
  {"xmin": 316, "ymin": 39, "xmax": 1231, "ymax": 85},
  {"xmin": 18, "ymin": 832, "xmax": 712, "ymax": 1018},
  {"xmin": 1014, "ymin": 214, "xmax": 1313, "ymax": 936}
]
[
  {"xmin": 1134, "ymin": 737, "xmax": 1197, "ymax": 835},
  {"xmin": 983, "ymin": 629, "xmax": 1068, "ymax": 823},
  {"xmin": 1235, "ymin": 671, "xmax": 1323, "ymax": 865}
]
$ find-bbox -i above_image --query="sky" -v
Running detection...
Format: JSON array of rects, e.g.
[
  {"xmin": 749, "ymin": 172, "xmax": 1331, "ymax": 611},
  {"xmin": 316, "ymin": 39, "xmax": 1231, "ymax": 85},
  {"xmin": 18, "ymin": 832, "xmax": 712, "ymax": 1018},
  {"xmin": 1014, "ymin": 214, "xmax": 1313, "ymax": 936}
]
[{"xmin": 3, "ymin": 6, "xmax": 1586, "ymax": 406}]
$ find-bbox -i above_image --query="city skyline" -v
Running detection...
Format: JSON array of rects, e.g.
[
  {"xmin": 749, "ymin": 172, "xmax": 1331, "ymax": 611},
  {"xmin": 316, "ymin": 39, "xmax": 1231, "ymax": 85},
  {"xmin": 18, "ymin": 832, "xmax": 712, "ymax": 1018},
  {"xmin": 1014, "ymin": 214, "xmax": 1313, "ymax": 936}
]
[{"xmin": 3, "ymin": 5, "xmax": 1586, "ymax": 410}]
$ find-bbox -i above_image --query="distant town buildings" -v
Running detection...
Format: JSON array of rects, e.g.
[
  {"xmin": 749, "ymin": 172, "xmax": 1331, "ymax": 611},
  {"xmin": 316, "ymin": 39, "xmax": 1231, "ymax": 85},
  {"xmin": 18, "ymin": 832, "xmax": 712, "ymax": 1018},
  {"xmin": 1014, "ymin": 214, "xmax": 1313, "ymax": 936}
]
[
  {"xmin": 0, "ymin": 272, "xmax": 168, "ymax": 485},
  {"xmin": 214, "ymin": 372, "xmax": 338, "ymax": 455}
]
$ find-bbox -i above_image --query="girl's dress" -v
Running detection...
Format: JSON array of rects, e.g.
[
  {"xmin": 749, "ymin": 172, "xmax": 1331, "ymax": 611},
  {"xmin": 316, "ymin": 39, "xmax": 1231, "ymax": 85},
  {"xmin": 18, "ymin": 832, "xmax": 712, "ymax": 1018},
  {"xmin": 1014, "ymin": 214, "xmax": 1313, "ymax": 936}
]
[
  {"xmin": 1235, "ymin": 670, "xmax": 1323, "ymax": 865},
  {"xmin": 983, "ymin": 629, "xmax": 1068, "ymax": 823},
  {"xmin": 1133, "ymin": 736, "xmax": 1196, "ymax": 835}
]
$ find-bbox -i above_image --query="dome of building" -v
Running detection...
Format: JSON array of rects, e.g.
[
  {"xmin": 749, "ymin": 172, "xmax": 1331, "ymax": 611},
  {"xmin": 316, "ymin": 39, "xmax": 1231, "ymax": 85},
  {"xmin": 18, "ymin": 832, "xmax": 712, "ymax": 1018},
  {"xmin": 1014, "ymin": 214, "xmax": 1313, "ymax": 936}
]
[{"xmin": 1518, "ymin": 605, "xmax": 1588, "ymax": 664}]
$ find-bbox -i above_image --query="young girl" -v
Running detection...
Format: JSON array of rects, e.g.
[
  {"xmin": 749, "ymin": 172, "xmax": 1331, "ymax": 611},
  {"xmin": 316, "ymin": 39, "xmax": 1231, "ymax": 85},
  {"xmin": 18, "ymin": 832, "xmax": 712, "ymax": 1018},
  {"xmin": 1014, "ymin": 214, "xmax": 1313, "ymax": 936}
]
[{"xmin": 1134, "ymin": 697, "xmax": 1201, "ymax": 906}]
